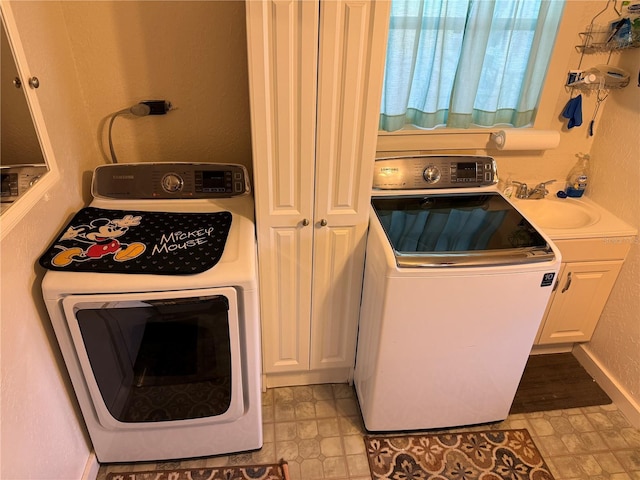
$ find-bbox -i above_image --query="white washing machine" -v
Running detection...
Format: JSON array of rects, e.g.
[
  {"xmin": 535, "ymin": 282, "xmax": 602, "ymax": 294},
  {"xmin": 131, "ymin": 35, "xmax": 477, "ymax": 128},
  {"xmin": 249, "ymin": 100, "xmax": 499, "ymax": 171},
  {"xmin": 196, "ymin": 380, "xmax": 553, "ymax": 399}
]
[
  {"xmin": 40, "ymin": 163, "xmax": 262, "ymax": 463},
  {"xmin": 354, "ymin": 156, "xmax": 561, "ymax": 431}
]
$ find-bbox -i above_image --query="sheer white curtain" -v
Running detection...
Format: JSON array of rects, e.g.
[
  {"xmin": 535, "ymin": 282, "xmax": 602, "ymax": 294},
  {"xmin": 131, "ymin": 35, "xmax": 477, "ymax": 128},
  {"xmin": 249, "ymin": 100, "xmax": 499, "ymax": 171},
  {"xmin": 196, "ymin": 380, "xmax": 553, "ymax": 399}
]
[{"xmin": 380, "ymin": 0, "xmax": 565, "ymax": 131}]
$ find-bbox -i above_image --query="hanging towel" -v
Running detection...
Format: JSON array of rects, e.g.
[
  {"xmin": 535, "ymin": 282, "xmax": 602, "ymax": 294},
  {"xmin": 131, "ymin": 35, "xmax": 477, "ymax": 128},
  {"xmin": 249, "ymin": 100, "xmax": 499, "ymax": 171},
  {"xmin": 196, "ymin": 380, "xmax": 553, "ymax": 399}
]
[{"xmin": 562, "ymin": 94, "xmax": 583, "ymax": 128}]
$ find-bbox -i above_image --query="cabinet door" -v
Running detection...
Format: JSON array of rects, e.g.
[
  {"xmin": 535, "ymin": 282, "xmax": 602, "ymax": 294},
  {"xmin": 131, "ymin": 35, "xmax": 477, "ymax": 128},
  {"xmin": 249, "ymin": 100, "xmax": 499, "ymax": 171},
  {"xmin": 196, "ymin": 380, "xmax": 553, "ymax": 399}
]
[
  {"xmin": 310, "ymin": 0, "xmax": 390, "ymax": 371},
  {"xmin": 537, "ymin": 261, "xmax": 624, "ymax": 344},
  {"xmin": 246, "ymin": 0, "xmax": 320, "ymax": 373}
]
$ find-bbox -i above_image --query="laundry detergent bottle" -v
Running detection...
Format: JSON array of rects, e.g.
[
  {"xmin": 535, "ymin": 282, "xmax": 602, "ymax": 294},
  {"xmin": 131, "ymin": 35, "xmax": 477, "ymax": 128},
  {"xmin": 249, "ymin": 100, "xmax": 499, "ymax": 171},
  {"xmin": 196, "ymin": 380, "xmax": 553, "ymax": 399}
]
[{"xmin": 565, "ymin": 153, "xmax": 590, "ymax": 198}]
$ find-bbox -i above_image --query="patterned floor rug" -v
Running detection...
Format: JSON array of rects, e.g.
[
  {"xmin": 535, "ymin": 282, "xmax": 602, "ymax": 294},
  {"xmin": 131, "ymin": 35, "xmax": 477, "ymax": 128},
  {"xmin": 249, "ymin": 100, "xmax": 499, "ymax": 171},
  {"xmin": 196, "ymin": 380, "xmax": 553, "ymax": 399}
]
[
  {"xmin": 106, "ymin": 460, "xmax": 290, "ymax": 480},
  {"xmin": 365, "ymin": 429, "xmax": 554, "ymax": 480}
]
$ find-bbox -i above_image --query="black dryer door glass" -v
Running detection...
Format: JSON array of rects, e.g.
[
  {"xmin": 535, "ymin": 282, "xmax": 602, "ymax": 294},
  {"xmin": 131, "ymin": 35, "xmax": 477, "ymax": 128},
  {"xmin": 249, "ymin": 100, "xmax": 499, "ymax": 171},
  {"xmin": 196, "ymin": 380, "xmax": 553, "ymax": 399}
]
[{"xmin": 76, "ymin": 295, "xmax": 233, "ymax": 423}]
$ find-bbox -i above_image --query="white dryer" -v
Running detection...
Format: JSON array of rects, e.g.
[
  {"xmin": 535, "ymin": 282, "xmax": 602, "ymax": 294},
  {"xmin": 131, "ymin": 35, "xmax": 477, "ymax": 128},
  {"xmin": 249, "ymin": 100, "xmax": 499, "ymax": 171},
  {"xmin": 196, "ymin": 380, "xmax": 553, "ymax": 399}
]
[{"xmin": 40, "ymin": 163, "xmax": 262, "ymax": 463}]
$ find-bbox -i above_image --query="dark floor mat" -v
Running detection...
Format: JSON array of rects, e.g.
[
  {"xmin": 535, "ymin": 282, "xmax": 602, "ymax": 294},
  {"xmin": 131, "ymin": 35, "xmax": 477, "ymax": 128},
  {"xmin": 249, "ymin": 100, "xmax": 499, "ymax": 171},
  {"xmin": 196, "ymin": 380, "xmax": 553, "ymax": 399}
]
[{"xmin": 510, "ymin": 353, "xmax": 611, "ymax": 414}]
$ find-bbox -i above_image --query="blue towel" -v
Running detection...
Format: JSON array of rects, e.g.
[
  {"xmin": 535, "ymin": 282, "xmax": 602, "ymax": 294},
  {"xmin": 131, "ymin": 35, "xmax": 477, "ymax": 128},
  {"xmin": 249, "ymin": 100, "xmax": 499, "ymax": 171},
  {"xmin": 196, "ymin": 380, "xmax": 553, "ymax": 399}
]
[
  {"xmin": 380, "ymin": 209, "xmax": 505, "ymax": 253},
  {"xmin": 397, "ymin": 211, "xmax": 429, "ymax": 251},
  {"xmin": 450, "ymin": 209, "xmax": 490, "ymax": 250},
  {"xmin": 381, "ymin": 210, "xmax": 430, "ymax": 251},
  {"xmin": 562, "ymin": 94, "xmax": 583, "ymax": 129},
  {"xmin": 417, "ymin": 212, "xmax": 449, "ymax": 251},
  {"xmin": 385, "ymin": 211, "xmax": 406, "ymax": 246},
  {"xmin": 433, "ymin": 209, "xmax": 493, "ymax": 251}
]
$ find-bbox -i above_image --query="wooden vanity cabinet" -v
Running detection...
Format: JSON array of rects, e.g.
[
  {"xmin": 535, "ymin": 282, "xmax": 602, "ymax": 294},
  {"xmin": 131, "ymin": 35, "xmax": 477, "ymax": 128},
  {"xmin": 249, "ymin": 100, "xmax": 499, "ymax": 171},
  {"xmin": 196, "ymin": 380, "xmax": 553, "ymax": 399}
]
[{"xmin": 535, "ymin": 237, "xmax": 633, "ymax": 345}]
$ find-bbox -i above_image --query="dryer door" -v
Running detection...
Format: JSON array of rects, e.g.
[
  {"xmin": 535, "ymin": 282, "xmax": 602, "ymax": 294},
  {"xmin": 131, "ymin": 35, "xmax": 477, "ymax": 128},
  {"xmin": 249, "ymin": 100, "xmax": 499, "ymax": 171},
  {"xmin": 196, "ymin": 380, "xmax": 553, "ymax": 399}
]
[{"xmin": 62, "ymin": 287, "xmax": 244, "ymax": 429}]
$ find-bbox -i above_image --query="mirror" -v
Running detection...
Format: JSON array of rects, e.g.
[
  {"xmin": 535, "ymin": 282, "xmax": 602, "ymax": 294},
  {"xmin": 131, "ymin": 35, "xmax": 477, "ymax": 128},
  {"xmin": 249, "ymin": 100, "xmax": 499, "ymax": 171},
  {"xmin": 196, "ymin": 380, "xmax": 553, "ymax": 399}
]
[
  {"xmin": 1, "ymin": 19, "xmax": 48, "ymax": 212},
  {"xmin": 1, "ymin": 22, "xmax": 45, "ymax": 166},
  {"xmin": 0, "ymin": 5, "xmax": 58, "ymax": 237}
]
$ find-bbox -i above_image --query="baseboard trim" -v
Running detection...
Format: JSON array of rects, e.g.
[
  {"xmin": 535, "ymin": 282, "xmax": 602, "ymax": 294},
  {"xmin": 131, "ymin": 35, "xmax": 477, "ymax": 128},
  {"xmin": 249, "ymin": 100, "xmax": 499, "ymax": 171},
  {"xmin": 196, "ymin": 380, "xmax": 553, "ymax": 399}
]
[
  {"xmin": 572, "ymin": 343, "xmax": 640, "ymax": 428},
  {"xmin": 264, "ymin": 368, "xmax": 352, "ymax": 388},
  {"xmin": 530, "ymin": 344, "xmax": 574, "ymax": 355},
  {"xmin": 82, "ymin": 452, "xmax": 99, "ymax": 480}
]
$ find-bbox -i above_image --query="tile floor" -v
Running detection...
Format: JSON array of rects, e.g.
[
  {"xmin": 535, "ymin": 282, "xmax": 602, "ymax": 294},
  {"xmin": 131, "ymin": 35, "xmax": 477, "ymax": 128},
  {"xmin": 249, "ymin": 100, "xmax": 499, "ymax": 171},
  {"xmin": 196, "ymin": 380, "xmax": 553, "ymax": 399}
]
[{"xmin": 97, "ymin": 384, "xmax": 640, "ymax": 480}]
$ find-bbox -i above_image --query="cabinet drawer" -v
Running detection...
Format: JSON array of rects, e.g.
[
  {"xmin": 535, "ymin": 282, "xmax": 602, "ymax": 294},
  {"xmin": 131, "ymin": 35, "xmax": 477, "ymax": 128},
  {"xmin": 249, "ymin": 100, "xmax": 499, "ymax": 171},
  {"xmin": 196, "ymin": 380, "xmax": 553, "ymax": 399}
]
[{"xmin": 554, "ymin": 237, "xmax": 633, "ymax": 262}]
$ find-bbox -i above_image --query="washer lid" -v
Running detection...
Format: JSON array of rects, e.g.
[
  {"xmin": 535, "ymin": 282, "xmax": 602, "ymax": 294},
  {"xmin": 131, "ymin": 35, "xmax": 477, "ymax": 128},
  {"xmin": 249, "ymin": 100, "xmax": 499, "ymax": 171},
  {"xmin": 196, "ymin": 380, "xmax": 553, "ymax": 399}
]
[{"xmin": 372, "ymin": 192, "xmax": 555, "ymax": 267}]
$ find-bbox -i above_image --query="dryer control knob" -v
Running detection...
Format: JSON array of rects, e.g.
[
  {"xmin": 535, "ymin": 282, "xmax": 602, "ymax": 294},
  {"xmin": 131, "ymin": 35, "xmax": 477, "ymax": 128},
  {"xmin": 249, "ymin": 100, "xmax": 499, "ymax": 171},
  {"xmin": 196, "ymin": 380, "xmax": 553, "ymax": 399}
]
[
  {"xmin": 161, "ymin": 173, "xmax": 184, "ymax": 193},
  {"xmin": 423, "ymin": 166, "xmax": 441, "ymax": 184}
]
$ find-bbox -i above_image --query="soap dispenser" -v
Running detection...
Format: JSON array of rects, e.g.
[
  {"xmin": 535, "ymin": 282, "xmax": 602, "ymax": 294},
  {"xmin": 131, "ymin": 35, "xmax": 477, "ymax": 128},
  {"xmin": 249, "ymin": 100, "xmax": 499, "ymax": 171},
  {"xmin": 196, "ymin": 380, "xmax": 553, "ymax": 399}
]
[{"xmin": 565, "ymin": 153, "xmax": 590, "ymax": 198}]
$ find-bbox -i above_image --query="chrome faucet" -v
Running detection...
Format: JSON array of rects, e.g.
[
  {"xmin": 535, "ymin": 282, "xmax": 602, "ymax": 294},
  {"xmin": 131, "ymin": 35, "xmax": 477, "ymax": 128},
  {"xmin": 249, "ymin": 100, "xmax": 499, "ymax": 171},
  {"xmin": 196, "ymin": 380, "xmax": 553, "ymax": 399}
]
[
  {"xmin": 512, "ymin": 179, "xmax": 556, "ymax": 199},
  {"xmin": 512, "ymin": 181, "xmax": 529, "ymax": 199}
]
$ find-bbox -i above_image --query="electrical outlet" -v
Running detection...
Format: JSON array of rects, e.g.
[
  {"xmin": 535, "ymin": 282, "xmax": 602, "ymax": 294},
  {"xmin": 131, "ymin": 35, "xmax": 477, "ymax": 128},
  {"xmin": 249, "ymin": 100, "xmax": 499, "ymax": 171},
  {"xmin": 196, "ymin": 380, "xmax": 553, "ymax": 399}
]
[{"xmin": 141, "ymin": 100, "xmax": 172, "ymax": 115}]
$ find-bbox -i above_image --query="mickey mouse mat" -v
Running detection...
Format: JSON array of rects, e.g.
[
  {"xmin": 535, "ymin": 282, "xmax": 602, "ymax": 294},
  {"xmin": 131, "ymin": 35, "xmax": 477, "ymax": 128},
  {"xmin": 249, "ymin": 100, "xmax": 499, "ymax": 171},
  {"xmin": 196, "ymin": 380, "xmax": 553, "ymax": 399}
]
[{"xmin": 39, "ymin": 207, "xmax": 232, "ymax": 275}]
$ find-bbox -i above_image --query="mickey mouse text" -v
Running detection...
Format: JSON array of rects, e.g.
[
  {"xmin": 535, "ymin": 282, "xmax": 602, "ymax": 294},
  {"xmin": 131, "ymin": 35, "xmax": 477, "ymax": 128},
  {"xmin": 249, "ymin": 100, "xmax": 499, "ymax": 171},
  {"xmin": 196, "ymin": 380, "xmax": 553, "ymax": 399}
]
[{"xmin": 151, "ymin": 228, "xmax": 217, "ymax": 255}]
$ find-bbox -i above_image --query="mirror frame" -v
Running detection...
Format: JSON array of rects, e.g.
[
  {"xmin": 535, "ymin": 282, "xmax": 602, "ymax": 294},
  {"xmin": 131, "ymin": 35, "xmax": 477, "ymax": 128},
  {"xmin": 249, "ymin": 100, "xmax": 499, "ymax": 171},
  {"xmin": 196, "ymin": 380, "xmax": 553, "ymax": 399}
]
[{"xmin": 1, "ymin": 1, "xmax": 59, "ymax": 240}]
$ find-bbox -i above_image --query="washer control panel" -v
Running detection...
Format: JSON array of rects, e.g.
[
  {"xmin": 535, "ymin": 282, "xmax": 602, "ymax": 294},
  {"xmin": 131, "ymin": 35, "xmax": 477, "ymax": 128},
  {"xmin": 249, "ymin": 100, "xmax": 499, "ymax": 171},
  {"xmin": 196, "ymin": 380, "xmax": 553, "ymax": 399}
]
[
  {"xmin": 372, "ymin": 155, "xmax": 497, "ymax": 190},
  {"xmin": 92, "ymin": 163, "xmax": 250, "ymax": 199}
]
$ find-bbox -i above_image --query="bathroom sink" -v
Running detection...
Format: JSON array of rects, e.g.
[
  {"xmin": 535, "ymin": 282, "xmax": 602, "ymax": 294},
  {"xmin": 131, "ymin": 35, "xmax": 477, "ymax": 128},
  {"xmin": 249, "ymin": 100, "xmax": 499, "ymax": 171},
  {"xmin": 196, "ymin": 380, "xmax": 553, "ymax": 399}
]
[
  {"xmin": 510, "ymin": 193, "xmax": 635, "ymax": 240},
  {"xmin": 514, "ymin": 196, "xmax": 601, "ymax": 229}
]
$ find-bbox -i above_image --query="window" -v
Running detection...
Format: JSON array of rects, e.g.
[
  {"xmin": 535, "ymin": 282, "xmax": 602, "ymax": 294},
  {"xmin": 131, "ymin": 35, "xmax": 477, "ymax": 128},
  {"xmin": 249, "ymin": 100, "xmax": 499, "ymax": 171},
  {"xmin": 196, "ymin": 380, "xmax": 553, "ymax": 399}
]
[{"xmin": 380, "ymin": 0, "xmax": 565, "ymax": 131}]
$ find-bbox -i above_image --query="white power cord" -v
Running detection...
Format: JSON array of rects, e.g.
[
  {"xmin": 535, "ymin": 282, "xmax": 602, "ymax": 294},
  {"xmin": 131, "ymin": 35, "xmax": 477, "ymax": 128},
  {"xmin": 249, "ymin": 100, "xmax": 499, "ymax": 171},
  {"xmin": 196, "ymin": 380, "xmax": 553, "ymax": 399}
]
[{"xmin": 107, "ymin": 103, "xmax": 151, "ymax": 164}]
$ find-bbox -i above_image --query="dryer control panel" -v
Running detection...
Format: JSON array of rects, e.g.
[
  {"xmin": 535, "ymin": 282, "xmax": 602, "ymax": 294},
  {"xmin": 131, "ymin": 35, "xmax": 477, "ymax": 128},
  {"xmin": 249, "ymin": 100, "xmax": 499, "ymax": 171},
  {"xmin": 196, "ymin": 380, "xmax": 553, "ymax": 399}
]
[
  {"xmin": 1, "ymin": 164, "xmax": 48, "ymax": 203},
  {"xmin": 373, "ymin": 156, "xmax": 497, "ymax": 190},
  {"xmin": 92, "ymin": 163, "xmax": 250, "ymax": 199}
]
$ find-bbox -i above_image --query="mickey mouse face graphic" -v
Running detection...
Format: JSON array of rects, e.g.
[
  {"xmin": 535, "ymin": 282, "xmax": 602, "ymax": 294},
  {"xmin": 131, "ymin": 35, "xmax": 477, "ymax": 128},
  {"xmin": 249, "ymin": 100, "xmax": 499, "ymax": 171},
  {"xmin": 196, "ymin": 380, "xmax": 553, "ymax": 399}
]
[
  {"xmin": 51, "ymin": 215, "xmax": 146, "ymax": 267},
  {"xmin": 84, "ymin": 219, "xmax": 130, "ymax": 242}
]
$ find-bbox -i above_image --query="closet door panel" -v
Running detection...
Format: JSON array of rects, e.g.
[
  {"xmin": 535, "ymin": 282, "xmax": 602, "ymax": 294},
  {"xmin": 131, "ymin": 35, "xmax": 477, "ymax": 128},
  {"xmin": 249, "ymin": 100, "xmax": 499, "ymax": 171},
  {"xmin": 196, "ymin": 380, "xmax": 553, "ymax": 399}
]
[
  {"xmin": 261, "ymin": 227, "xmax": 313, "ymax": 372},
  {"xmin": 310, "ymin": 0, "xmax": 390, "ymax": 373},
  {"xmin": 310, "ymin": 224, "xmax": 367, "ymax": 370},
  {"xmin": 269, "ymin": 0, "xmax": 317, "ymax": 216},
  {"xmin": 246, "ymin": 0, "xmax": 319, "ymax": 373},
  {"xmin": 248, "ymin": 0, "xmax": 318, "ymax": 219},
  {"xmin": 314, "ymin": 0, "xmax": 390, "ymax": 225}
]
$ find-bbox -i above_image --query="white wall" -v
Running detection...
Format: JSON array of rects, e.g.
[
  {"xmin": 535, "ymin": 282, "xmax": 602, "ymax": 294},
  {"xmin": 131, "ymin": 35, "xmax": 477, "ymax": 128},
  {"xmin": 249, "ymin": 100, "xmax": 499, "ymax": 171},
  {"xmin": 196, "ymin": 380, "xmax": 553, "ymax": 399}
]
[
  {"xmin": 59, "ymin": 1, "xmax": 252, "ymax": 170},
  {"xmin": 1, "ymin": 2, "xmax": 99, "ymax": 479},
  {"xmin": 584, "ymin": 46, "xmax": 640, "ymax": 406}
]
